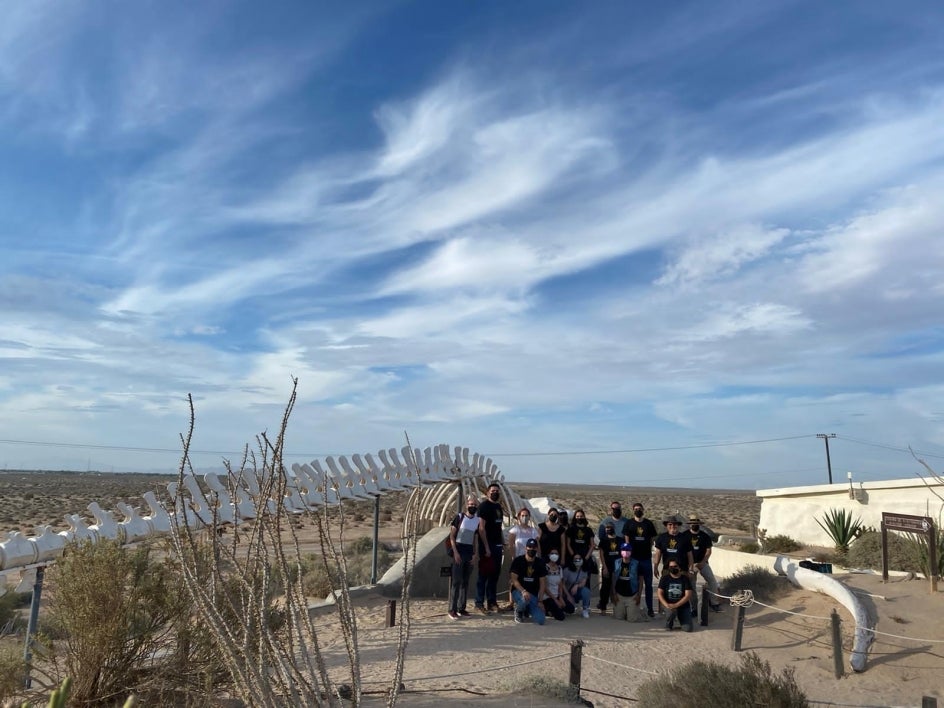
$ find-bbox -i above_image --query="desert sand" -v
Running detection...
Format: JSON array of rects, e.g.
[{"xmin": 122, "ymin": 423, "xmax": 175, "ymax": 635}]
[{"xmin": 1, "ymin": 472, "xmax": 941, "ymax": 706}]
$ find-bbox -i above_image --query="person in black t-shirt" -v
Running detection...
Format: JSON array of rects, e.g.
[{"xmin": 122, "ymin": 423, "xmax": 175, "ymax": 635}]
[
  {"xmin": 626, "ymin": 502, "xmax": 658, "ymax": 617},
  {"xmin": 653, "ymin": 516, "xmax": 694, "ymax": 614},
  {"xmin": 565, "ymin": 509, "xmax": 596, "ymax": 570},
  {"xmin": 474, "ymin": 482, "xmax": 503, "ymax": 614},
  {"xmin": 538, "ymin": 507, "xmax": 567, "ymax": 566},
  {"xmin": 509, "ymin": 539, "xmax": 547, "ymax": 625},
  {"xmin": 596, "ymin": 522, "xmax": 622, "ymax": 614},
  {"xmin": 658, "ymin": 560, "xmax": 694, "ymax": 632},
  {"xmin": 686, "ymin": 514, "xmax": 721, "ymax": 613}
]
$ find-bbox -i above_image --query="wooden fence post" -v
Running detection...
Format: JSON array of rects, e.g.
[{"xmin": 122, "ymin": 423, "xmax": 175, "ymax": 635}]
[
  {"xmin": 831, "ymin": 609, "xmax": 844, "ymax": 678},
  {"xmin": 385, "ymin": 599, "xmax": 397, "ymax": 628},
  {"xmin": 731, "ymin": 604, "xmax": 745, "ymax": 651},
  {"xmin": 568, "ymin": 640, "xmax": 584, "ymax": 692}
]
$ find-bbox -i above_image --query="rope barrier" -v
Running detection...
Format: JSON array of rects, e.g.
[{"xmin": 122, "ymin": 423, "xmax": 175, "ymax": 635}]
[
  {"xmin": 583, "ymin": 652, "xmax": 660, "ymax": 676},
  {"xmin": 360, "ymin": 649, "xmax": 571, "ymax": 684},
  {"xmin": 708, "ymin": 589, "xmax": 944, "ymax": 644}
]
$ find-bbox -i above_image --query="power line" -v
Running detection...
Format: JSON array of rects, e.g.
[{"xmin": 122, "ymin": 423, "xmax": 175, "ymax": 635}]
[
  {"xmin": 487, "ymin": 434, "xmax": 814, "ymax": 457},
  {"xmin": 835, "ymin": 435, "xmax": 944, "ymax": 460}
]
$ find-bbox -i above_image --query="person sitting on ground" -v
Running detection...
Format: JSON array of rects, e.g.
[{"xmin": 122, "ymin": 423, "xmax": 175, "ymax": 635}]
[
  {"xmin": 447, "ymin": 494, "xmax": 489, "ymax": 620},
  {"xmin": 658, "ymin": 560, "xmax": 695, "ymax": 632},
  {"xmin": 562, "ymin": 555, "xmax": 592, "ymax": 618},
  {"xmin": 538, "ymin": 507, "xmax": 567, "ymax": 566},
  {"xmin": 509, "ymin": 538, "xmax": 547, "ymax": 625},
  {"xmin": 611, "ymin": 542, "xmax": 644, "ymax": 622},
  {"xmin": 597, "ymin": 522, "xmax": 622, "ymax": 615},
  {"xmin": 540, "ymin": 548, "xmax": 574, "ymax": 621}
]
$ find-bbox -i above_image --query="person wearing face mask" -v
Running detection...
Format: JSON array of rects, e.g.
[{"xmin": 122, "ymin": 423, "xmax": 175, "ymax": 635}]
[
  {"xmin": 538, "ymin": 507, "xmax": 567, "ymax": 566},
  {"xmin": 596, "ymin": 522, "xmax": 622, "ymax": 615},
  {"xmin": 504, "ymin": 508, "xmax": 541, "ymax": 610},
  {"xmin": 562, "ymin": 555, "xmax": 592, "ymax": 618},
  {"xmin": 565, "ymin": 509, "xmax": 598, "ymax": 590},
  {"xmin": 657, "ymin": 561, "xmax": 695, "ymax": 632},
  {"xmin": 597, "ymin": 501, "xmax": 629, "ymax": 543},
  {"xmin": 540, "ymin": 548, "xmax": 573, "ymax": 621},
  {"xmin": 611, "ymin": 543, "xmax": 644, "ymax": 622},
  {"xmin": 474, "ymin": 482, "xmax": 502, "ymax": 614},
  {"xmin": 509, "ymin": 538, "xmax": 547, "ymax": 624},
  {"xmin": 447, "ymin": 495, "xmax": 490, "ymax": 620},
  {"xmin": 653, "ymin": 516, "xmax": 694, "ymax": 614},
  {"xmin": 626, "ymin": 503, "xmax": 658, "ymax": 618},
  {"xmin": 685, "ymin": 514, "xmax": 721, "ymax": 614}
]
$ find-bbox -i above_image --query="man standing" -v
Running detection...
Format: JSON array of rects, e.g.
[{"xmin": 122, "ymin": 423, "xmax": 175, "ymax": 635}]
[
  {"xmin": 474, "ymin": 482, "xmax": 502, "ymax": 614},
  {"xmin": 596, "ymin": 522, "xmax": 621, "ymax": 614},
  {"xmin": 510, "ymin": 538, "xmax": 547, "ymax": 624},
  {"xmin": 653, "ymin": 516, "xmax": 693, "ymax": 612},
  {"xmin": 658, "ymin": 561, "xmax": 695, "ymax": 632},
  {"xmin": 597, "ymin": 501, "xmax": 629, "ymax": 544},
  {"xmin": 625, "ymin": 502, "xmax": 657, "ymax": 617},
  {"xmin": 686, "ymin": 514, "xmax": 721, "ymax": 613},
  {"xmin": 611, "ymin": 543, "xmax": 643, "ymax": 622}
]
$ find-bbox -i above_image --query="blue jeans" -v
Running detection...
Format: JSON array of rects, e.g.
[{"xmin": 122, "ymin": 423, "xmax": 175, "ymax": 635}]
[
  {"xmin": 636, "ymin": 558, "xmax": 654, "ymax": 613},
  {"xmin": 512, "ymin": 589, "xmax": 546, "ymax": 624},
  {"xmin": 665, "ymin": 603, "xmax": 694, "ymax": 632},
  {"xmin": 475, "ymin": 544, "xmax": 504, "ymax": 608},
  {"xmin": 572, "ymin": 586, "xmax": 591, "ymax": 610}
]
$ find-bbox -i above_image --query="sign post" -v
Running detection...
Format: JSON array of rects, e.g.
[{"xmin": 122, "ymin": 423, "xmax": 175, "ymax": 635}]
[{"xmin": 881, "ymin": 512, "xmax": 938, "ymax": 593}]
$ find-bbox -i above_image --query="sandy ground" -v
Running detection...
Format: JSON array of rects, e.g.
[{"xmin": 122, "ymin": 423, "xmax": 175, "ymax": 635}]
[
  {"xmin": 313, "ymin": 571, "xmax": 943, "ymax": 708},
  {"xmin": 2, "ymin": 473, "xmax": 940, "ymax": 706}
]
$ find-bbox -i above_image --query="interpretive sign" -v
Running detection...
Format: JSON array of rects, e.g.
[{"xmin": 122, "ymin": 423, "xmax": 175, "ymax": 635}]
[{"xmin": 881, "ymin": 512, "xmax": 938, "ymax": 593}]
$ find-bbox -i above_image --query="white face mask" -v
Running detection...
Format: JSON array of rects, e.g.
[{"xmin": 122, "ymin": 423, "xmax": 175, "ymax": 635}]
[{"xmin": 549, "ymin": 553, "xmax": 560, "ymax": 562}]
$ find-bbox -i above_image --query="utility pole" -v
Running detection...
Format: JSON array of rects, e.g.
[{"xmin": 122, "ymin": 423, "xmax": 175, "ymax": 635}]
[{"xmin": 817, "ymin": 433, "xmax": 836, "ymax": 484}]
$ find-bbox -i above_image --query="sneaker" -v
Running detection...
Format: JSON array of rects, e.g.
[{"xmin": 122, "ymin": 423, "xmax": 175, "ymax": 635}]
[
  {"xmin": 448, "ymin": 611, "xmax": 459, "ymax": 620},
  {"xmin": 665, "ymin": 625, "xmax": 673, "ymax": 631},
  {"xmin": 647, "ymin": 610, "xmax": 655, "ymax": 618},
  {"xmin": 514, "ymin": 611, "xmax": 523, "ymax": 624},
  {"xmin": 475, "ymin": 605, "xmax": 489, "ymax": 615},
  {"xmin": 488, "ymin": 602, "xmax": 500, "ymax": 613},
  {"xmin": 581, "ymin": 609, "xmax": 590, "ymax": 619},
  {"xmin": 710, "ymin": 604, "xmax": 722, "ymax": 613},
  {"xmin": 458, "ymin": 610, "xmax": 470, "ymax": 617}
]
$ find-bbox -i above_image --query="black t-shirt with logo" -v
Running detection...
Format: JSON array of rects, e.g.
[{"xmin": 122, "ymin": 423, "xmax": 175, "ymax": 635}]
[
  {"xmin": 478, "ymin": 498, "xmax": 504, "ymax": 546},
  {"xmin": 687, "ymin": 529, "xmax": 713, "ymax": 563},
  {"xmin": 510, "ymin": 553, "xmax": 548, "ymax": 594},
  {"xmin": 654, "ymin": 531, "xmax": 692, "ymax": 571},
  {"xmin": 567, "ymin": 523, "xmax": 594, "ymax": 559},
  {"xmin": 626, "ymin": 518, "xmax": 657, "ymax": 558},
  {"xmin": 539, "ymin": 522, "xmax": 566, "ymax": 560},
  {"xmin": 600, "ymin": 536, "xmax": 621, "ymax": 570}
]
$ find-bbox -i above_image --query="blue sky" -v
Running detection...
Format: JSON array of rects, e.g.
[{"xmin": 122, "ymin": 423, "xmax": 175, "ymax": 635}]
[{"xmin": 2, "ymin": 1, "xmax": 944, "ymax": 489}]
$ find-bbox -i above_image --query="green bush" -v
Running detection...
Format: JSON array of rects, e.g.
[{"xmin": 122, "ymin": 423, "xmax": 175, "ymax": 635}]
[
  {"xmin": 738, "ymin": 541, "xmax": 760, "ymax": 554},
  {"xmin": 636, "ymin": 652, "xmax": 808, "ymax": 707},
  {"xmin": 764, "ymin": 534, "xmax": 803, "ymax": 553},
  {"xmin": 845, "ymin": 531, "xmax": 922, "ymax": 573},
  {"xmin": 816, "ymin": 508, "xmax": 863, "ymax": 556}
]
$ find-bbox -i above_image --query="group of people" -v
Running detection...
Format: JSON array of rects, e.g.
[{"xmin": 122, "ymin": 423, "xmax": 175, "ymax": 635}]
[{"xmin": 446, "ymin": 483, "xmax": 722, "ymax": 632}]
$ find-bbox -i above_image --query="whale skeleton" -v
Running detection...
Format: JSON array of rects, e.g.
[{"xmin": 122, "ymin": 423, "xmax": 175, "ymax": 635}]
[{"xmin": 0, "ymin": 444, "xmax": 525, "ymax": 589}]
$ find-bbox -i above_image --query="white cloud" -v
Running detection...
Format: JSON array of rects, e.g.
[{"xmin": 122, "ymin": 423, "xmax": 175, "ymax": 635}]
[{"xmin": 658, "ymin": 224, "xmax": 790, "ymax": 286}]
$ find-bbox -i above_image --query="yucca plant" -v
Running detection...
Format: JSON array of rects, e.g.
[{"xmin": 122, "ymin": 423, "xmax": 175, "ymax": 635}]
[{"xmin": 816, "ymin": 508, "xmax": 863, "ymax": 557}]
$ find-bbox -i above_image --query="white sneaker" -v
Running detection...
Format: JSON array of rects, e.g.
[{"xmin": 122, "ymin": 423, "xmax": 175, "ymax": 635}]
[{"xmin": 582, "ymin": 609, "xmax": 590, "ymax": 618}]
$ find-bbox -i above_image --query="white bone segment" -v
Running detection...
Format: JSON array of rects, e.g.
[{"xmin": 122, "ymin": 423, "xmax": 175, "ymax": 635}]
[
  {"xmin": 0, "ymin": 444, "xmax": 507, "ymax": 576},
  {"xmin": 773, "ymin": 555, "xmax": 873, "ymax": 672}
]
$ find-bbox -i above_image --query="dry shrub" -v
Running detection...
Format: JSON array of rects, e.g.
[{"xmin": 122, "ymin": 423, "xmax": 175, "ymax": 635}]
[
  {"xmin": 636, "ymin": 652, "xmax": 808, "ymax": 707},
  {"xmin": 764, "ymin": 534, "xmax": 803, "ymax": 553},
  {"xmin": 720, "ymin": 564, "xmax": 791, "ymax": 603},
  {"xmin": 47, "ymin": 539, "xmax": 219, "ymax": 706},
  {"xmin": 0, "ymin": 645, "xmax": 25, "ymax": 706}
]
